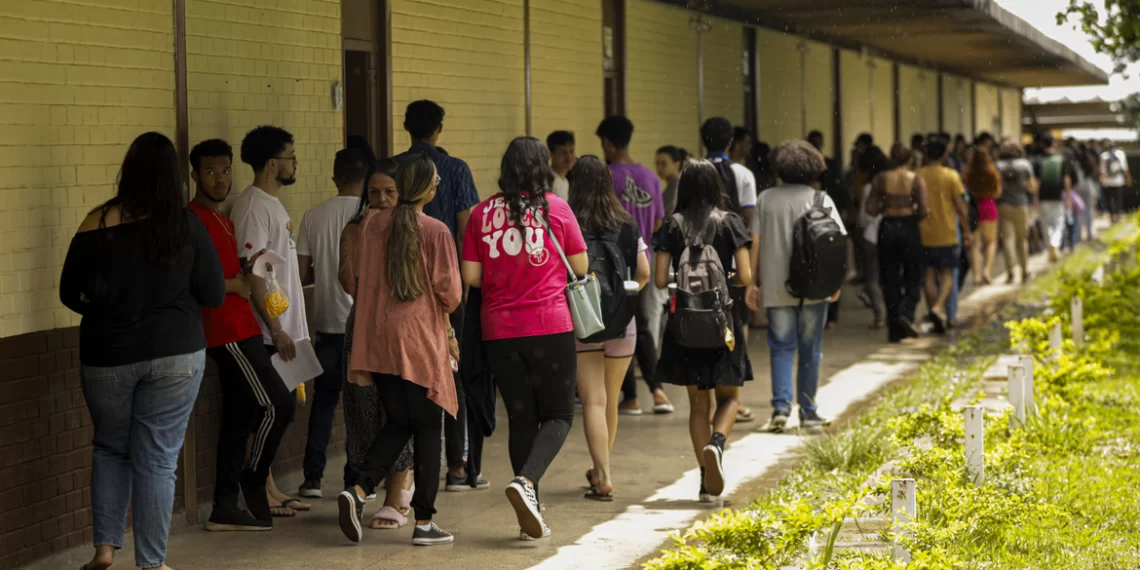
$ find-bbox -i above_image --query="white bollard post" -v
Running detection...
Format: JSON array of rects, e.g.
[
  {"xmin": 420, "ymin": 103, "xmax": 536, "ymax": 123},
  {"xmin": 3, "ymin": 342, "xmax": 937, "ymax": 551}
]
[
  {"xmin": 963, "ymin": 406, "xmax": 985, "ymax": 486},
  {"xmin": 1092, "ymin": 265, "xmax": 1105, "ymax": 284},
  {"xmin": 1048, "ymin": 321, "xmax": 1063, "ymax": 352},
  {"xmin": 1017, "ymin": 355, "xmax": 1036, "ymax": 415},
  {"xmin": 1008, "ymin": 365, "xmax": 1028, "ymax": 428},
  {"xmin": 1071, "ymin": 297, "xmax": 1084, "ymax": 348},
  {"xmin": 891, "ymin": 479, "xmax": 916, "ymax": 563}
]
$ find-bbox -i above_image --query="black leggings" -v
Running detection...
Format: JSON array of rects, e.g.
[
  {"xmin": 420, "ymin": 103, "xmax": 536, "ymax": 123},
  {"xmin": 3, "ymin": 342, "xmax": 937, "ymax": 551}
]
[
  {"xmin": 485, "ymin": 332, "xmax": 576, "ymax": 491},
  {"xmin": 350, "ymin": 374, "xmax": 444, "ymax": 522},
  {"xmin": 878, "ymin": 217, "xmax": 923, "ymax": 327}
]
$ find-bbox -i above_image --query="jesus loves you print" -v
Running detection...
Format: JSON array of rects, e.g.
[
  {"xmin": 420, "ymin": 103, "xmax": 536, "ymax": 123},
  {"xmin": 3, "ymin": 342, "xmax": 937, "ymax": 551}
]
[{"xmin": 477, "ymin": 197, "xmax": 551, "ymax": 267}]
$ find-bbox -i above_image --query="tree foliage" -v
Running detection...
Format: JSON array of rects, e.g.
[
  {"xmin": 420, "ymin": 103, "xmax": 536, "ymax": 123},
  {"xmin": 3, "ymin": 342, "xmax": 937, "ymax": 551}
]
[{"xmin": 1058, "ymin": 0, "xmax": 1140, "ymax": 74}]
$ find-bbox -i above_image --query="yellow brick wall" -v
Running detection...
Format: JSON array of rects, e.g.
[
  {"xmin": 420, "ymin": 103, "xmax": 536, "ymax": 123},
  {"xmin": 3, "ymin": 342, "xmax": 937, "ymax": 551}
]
[
  {"xmin": 803, "ymin": 40, "xmax": 834, "ymax": 154},
  {"xmin": 530, "ymin": 0, "xmax": 604, "ymax": 161},
  {"xmin": 1001, "ymin": 88, "xmax": 1022, "ymax": 139},
  {"xmin": 186, "ymin": 0, "xmax": 343, "ymax": 222},
  {"xmin": 870, "ymin": 56, "xmax": 893, "ymax": 151},
  {"xmin": 702, "ymin": 17, "xmax": 744, "ymax": 127},
  {"xmin": 626, "ymin": 0, "xmax": 699, "ymax": 171},
  {"xmin": 839, "ymin": 49, "xmax": 871, "ymax": 166},
  {"xmin": 756, "ymin": 28, "xmax": 804, "ymax": 147},
  {"xmin": 391, "ymin": 0, "xmax": 526, "ymax": 199},
  {"xmin": 899, "ymin": 64, "xmax": 938, "ymax": 141},
  {"xmin": 974, "ymin": 82, "xmax": 1001, "ymax": 137},
  {"xmin": 941, "ymin": 73, "xmax": 974, "ymax": 140},
  {"xmin": 0, "ymin": 0, "xmax": 176, "ymax": 336}
]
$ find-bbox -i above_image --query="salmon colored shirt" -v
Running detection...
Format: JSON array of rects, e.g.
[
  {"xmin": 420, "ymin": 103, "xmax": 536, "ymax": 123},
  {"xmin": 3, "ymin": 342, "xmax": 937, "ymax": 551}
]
[{"xmin": 349, "ymin": 209, "xmax": 462, "ymax": 416}]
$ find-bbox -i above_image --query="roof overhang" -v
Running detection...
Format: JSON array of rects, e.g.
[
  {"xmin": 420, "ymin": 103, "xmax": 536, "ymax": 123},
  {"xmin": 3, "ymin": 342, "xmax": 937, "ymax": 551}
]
[
  {"xmin": 667, "ymin": 0, "xmax": 1109, "ymax": 88},
  {"xmin": 1023, "ymin": 99, "xmax": 1129, "ymax": 130}
]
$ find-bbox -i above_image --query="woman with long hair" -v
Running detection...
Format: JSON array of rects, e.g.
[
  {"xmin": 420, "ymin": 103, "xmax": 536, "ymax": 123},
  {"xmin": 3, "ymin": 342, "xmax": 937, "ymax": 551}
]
[
  {"xmin": 337, "ymin": 158, "xmax": 417, "ymax": 531},
  {"xmin": 570, "ymin": 155, "xmax": 651, "ymax": 501},
  {"xmin": 461, "ymin": 137, "xmax": 588, "ymax": 540},
  {"xmin": 337, "ymin": 154, "xmax": 461, "ymax": 547},
  {"xmin": 60, "ymin": 132, "xmax": 224, "ymax": 570},
  {"xmin": 655, "ymin": 159, "xmax": 752, "ymax": 503},
  {"xmin": 964, "ymin": 138, "xmax": 1002, "ymax": 285},
  {"xmin": 866, "ymin": 143, "xmax": 930, "ymax": 342},
  {"xmin": 995, "ymin": 140, "xmax": 1038, "ymax": 284},
  {"xmin": 655, "ymin": 145, "xmax": 689, "ymax": 215}
]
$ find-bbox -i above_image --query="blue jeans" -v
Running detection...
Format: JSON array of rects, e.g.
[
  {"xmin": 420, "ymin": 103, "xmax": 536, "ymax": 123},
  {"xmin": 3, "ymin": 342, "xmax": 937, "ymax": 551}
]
[
  {"xmin": 81, "ymin": 351, "xmax": 205, "ymax": 569},
  {"xmin": 767, "ymin": 303, "xmax": 828, "ymax": 415},
  {"xmin": 304, "ymin": 333, "xmax": 345, "ymax": 480}
]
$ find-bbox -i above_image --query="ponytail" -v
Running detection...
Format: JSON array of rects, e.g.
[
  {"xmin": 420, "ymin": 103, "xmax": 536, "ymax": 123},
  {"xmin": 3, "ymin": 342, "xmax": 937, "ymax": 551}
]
[{"xmin": 386, "ymin": 154, "xmax": 435, "ymax": 302}]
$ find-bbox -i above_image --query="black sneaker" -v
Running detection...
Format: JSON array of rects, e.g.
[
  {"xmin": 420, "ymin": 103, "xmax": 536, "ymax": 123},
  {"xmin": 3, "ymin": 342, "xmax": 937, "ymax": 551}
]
[
  {"xmin": 298, "ymin": 478, "xmax": 322, "ymax": 498},
  {"xmin": 800, "ymin": 410, "xmax": 831, "ymax": 430},
  {"xmin": 205, "ymin": 506, "xmax": 271, "ymax": 532},
  {"xmin": 701, "ymin": 436, "xmax": 725, "ymax": 497},
  {"xmin": 445, "ymin": 472, "xmax": 490, "ymax": 492},
  {"xmin": 337, "ymin": 489, "xmax": 365, "ymax": 544},
  {"xmin": 412, "ymin": 522, "xmax": 454, "ymax": 546},
  {"xmin": 506, "ymin": 477, "xmax": 545, "ymax": 539},
  {"xmin": 698, "ymin": 467, "xmax": 713, "ymax": 503},
  {"xmin": 767, "ymin": 410, "xmax": 790, "ymax": 433}
]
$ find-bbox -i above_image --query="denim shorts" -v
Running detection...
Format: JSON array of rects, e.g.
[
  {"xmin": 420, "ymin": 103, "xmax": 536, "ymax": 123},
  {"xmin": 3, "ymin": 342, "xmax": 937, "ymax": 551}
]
[{"xmin": 924, "ymin": 245, "xmax": 961, "ymax": 269}]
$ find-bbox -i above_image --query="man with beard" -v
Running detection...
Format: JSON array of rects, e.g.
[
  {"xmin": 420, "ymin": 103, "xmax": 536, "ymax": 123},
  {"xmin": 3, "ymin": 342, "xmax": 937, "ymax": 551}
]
[{"xmin": 187, "ymin": 139, "xmax": 295, "ymax": 530}]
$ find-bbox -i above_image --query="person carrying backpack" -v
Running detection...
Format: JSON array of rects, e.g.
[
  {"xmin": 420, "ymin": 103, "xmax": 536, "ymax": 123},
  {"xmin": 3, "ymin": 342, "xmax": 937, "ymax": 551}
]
[
  {"xmin": 653, "ymin": 159, "xmax": 753, "ymax": 504},
  {"xmin": 567, "ymin": 155, "xmax": 651, "ymax": 502},
  {"xmin": 1033, "ymin": 133, "xmax": 1074, "ymax": 263},
  {"xmin": 1100, "ymin": 139, "xmax": 1132, "ymax": 223},
  {"xmin": 745, "ymin": 141, "xmax": 847, "ymax": 433}
]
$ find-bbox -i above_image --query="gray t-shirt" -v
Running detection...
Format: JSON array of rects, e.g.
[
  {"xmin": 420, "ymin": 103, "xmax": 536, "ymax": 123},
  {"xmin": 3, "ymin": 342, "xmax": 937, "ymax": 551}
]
[
  {"xmin": 756, "ymin": 184, "xmax": 847, "ymax": 308},
  {"xmin": 996, "ymin": 158, "xmax": 1034, "ymax": 207}
]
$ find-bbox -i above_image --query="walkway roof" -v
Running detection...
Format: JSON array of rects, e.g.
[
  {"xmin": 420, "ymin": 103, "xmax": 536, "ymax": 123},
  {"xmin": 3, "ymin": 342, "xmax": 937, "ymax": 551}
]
[{"xmin": 670, "ymin": 0, "xmax": 1109, "ymax": 88}]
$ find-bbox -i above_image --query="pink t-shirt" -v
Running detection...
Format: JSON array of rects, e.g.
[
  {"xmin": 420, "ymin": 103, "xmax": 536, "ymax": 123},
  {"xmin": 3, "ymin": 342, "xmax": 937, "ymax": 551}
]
[{"xmin": 462, "ymin": 193, "xmax": 587, "ymax": 341}]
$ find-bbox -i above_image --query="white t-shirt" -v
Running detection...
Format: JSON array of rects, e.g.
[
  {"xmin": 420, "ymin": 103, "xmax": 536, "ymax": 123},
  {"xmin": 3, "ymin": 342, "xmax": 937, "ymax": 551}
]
[
  {"xmin": 552, "ymin": 174, "xmax": 570, "ymax": 200},
  {"xmin": 230, "ymin": 185, "xmax": 310, "ymax": 343},
  {"xmin": 710, "ymin": 157, "xmax": 758, "ymax": 213},
  {"xmin": 859, "ymin": 183, "xmax": 882, "ymax": 245},
  {"xmin": 1101, "ymin": 148, "xmax": 1129, "ymax": 187},
  {"xmin": 296, "ymin": 195, "xmax": 360, "ymax": 334}
]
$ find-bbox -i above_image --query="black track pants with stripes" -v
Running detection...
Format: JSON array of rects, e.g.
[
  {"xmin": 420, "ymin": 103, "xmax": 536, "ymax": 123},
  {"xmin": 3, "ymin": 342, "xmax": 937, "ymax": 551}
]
[{"xmin": 208, "ymin": 336, "xmax": 296, "ymax": 509}]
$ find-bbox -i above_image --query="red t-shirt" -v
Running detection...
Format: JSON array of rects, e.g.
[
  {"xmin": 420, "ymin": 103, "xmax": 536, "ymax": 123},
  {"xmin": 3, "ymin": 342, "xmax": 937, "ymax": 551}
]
[
  {"xmin": 188, "ymin": 202, "xmax": 263, "ymax": 348},
  {"xmin": 462, "ymin": 194, "xmax": 587, "ymax": 341}
]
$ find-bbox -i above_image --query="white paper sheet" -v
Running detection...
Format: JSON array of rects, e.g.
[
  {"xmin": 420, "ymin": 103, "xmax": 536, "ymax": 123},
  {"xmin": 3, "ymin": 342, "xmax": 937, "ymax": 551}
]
[
  {"xmin": 270, "ymin": 340, "xmax": 323, "ymax": 392},
  {"xmin": 251, "ymin": 249, "xmax": 286, "ymax": 278}
]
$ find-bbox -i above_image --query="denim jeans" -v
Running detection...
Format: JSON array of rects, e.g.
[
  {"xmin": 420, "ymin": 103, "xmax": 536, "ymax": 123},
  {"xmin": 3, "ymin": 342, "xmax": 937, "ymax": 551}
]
[
  {"xmin": 767, "ymin": 303, "xmax": 828, "ymax": 415},
  {"xmin": 304, "ymin": 333, "xmax": 345, "ymax": 481},
  {"xmin": 81, "ymin": 351, "xmax": 205, "ymax": 569}
]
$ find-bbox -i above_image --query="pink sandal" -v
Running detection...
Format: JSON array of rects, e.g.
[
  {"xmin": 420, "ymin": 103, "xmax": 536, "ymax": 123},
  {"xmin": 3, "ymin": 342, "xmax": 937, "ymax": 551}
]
[{"xmin": 370, "ymin": 505, "xmax": 407, "ymax": 529}]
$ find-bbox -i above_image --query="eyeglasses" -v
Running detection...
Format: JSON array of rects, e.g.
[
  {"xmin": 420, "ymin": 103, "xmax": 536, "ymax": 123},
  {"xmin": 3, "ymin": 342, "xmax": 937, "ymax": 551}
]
[
  {"xmin": 435, "ymin": 175, "xmax": 442, "ymax": 186},
  {"xmin": 273, "ymin": 154, "xmax": 297, "ymax": 163}
]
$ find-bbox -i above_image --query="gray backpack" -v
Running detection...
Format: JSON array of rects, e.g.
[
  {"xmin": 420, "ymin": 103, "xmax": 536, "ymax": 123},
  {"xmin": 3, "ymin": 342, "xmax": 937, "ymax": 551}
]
[{"xmin": 667, "ymin": 212, "xmax": 732, "ymax": 350}]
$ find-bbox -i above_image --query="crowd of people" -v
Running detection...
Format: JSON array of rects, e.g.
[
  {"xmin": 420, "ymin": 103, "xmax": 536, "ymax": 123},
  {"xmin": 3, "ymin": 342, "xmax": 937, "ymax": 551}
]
[{"xmin": 60, "ymin": 98, "xmax": 1131, "ymax": 568}]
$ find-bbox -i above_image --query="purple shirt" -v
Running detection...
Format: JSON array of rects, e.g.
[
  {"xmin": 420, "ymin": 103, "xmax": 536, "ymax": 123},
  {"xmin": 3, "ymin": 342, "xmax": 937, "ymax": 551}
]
[{"xmin": 609, "ymin": 163, "xmax": 665, "ymax": 247}]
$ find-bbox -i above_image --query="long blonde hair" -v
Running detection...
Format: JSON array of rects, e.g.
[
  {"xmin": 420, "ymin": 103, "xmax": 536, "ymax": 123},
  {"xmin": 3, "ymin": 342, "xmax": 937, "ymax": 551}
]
[{"xmin": 386, "ymin": 154, "xmax": 435, "ymax": 302}]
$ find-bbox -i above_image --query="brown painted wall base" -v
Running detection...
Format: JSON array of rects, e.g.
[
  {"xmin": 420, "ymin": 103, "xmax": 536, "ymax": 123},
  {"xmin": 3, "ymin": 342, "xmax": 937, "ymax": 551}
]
[{"xmin": 0, "ymin": 327, "xmax": 345, "ymax": 568}]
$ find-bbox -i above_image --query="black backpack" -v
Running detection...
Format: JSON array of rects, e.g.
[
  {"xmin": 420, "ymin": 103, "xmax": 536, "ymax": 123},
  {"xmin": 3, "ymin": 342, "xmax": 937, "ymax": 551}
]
[
  {"xmin": 712, "ymin": 159, "xmax": 743, "ymax": 215},
  {"xmin": 578, "ymin": 229, "xmax": 636, "ymax": 343},
  {"xmin": 786, "ymin": 191, "xmax": 847, "ymax": 303}
]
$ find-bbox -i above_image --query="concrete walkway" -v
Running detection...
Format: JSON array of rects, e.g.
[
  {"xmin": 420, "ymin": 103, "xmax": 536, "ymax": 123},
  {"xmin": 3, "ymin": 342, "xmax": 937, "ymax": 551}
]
[{"xmin": 30, "ymin": 245, "xmax": 1052, "ymax": 570}]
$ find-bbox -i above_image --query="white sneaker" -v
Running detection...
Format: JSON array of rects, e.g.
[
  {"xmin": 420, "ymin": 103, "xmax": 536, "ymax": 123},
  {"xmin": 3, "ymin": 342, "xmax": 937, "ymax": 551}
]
[{"xmin": 506, "ymin": 477, "xmax": 546, "ymax": 539}]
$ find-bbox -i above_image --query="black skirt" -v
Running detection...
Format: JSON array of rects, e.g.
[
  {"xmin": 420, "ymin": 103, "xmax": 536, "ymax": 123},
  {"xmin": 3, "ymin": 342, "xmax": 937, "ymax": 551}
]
[{"xmin": 656, "ymin": 306, "xmax": 753, "ymax": 390}]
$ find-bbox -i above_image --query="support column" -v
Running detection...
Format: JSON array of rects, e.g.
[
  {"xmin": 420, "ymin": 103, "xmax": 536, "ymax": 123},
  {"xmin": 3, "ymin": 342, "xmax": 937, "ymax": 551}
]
[{"xmin": 524, "ymin": 0, "xmax": 532, "ymax": 136}]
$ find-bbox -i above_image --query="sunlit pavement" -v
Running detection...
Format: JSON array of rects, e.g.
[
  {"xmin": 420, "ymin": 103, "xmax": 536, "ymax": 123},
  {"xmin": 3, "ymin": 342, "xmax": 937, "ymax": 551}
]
[{"xmin": 31, "ymin": 244, "xmax": 1060, "ymax": 570}]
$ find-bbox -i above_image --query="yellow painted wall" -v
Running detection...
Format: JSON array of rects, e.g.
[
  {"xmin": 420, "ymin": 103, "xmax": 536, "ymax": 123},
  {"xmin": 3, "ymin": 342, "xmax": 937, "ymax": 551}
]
[
  {"xmin": 870, "ymin": 56, "xmax": 893, "ymax": 150},
  {"xmin": 626, "ymin": 0, "xmax": 699, "ymax": 170},
  {"xmin": 1001, "ymin": 88, "xmax": 1022, "ymax": 139},
  {"xmin": 756, "ymin": 28, "xmax": 803, "ymax": 147},
  {"xmin": 531, "ymin": 0, "xmax": 604, "ymax": 160},
  {"xmin": 839, "ymin": 50, "xmax": 871, "ymax": 166},
  {"xmin": 0, "ymin": 0, "xmax": 176, "ymax": 336},
  {"xmin": 898, "ymin": 64, "xmax": 938, "ymax": 141},
  {"xmin": 803, "ymin": 40, "xmax": 834, "ymax": 155},
  {"xmin": 391, "ymin": 0, "xmax": 526, "ymax": 198},
  {"xmin": 974, "ymin": 82, "xmax": 1001, "ymax": 137},
  {"xmin": 186, "ymin": 0, "xmax": 343, "ymax": 220},
  {"xmin": 702, "ymin": 17, "xmax": 744, "ymax": 127},
  {"xmin": 941, "ymin": 74, "xmax": 974, "ymax": 140}
]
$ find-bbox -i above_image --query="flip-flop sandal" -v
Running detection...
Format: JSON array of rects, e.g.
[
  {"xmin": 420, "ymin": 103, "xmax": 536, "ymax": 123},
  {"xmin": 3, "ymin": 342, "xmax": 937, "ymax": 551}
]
[
  {"xmin": 584, "ymin": 469, "xmax": 597, "ymax": 490},
  {"xmin": 370, "ymin": 505, "xmax": 408, "ymax": 529},
  {"xmin": 736, "ymin": 408, "xmax": 755, "ymax": 423},
  {"xmin": 269, "ymin": 505, "xmax": 296, "ymax": 517},
  {"xmin": 583, "ymin": 487, "xmax": 614, "ymax": 502},
  {"xmin": 280, "ymin": 498, "xmax": 311, "ymax": 511}
]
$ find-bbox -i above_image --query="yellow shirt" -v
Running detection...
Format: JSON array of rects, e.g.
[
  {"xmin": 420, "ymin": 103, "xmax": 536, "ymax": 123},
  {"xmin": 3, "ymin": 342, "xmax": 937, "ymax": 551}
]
[{"xmin": 917, "ymin": 165, "xmax": 964, "ymax": 247}]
